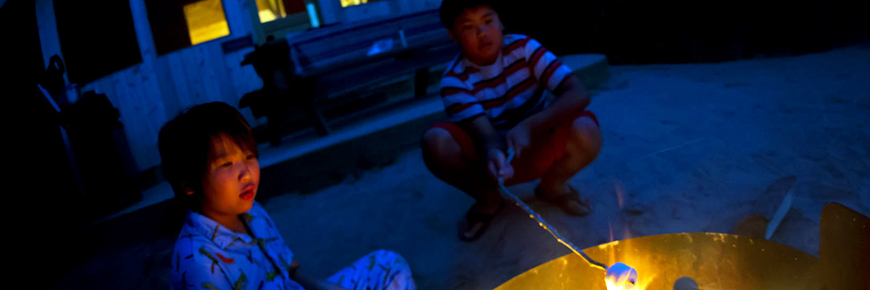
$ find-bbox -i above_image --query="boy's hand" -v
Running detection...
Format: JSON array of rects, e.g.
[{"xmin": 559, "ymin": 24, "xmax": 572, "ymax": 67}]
[
  {"xmin": 459, "ymin": 114, "xmax": 514, "ymax": 181},
  {"xmin": 506, "ymin": 121, "xmax": 534, "ymax": 160},
  {"xmin": 487, "ymin": 147, "xmax": 515, "ymax": 181}
]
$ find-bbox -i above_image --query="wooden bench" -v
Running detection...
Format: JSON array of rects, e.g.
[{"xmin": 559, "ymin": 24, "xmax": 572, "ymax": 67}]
[{"xmin": 240, "ymin": 9, "xmax": 457, "ymax": 145}]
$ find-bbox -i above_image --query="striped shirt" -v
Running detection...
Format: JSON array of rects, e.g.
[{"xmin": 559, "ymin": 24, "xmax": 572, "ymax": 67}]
[{"xmin": 440, "ymin": 34, "xmax": 574, "ymax": 131}]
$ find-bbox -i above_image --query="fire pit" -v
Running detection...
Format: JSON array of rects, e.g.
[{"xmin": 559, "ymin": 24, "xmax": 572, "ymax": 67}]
[{"xmin": 494, "ymin": 203, "xmax": 869, "ymax": 290}]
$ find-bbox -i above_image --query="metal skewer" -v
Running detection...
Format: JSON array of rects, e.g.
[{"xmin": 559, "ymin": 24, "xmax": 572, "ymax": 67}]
[{"xmin": 498, "ymin": 148, "xmax": 609, "ymax": 271}]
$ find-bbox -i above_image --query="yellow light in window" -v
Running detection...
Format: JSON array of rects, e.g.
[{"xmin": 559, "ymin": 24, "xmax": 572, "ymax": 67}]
[
  {"xmin": 183, "ymin": 0, "xmax": 231, "ymax": 45},
  {"xmin": 258, "ymin": 9, "xmax": 278, "ymax": 23},
  {"xmin": 341, "ymin": 0, "xmax": 369, "ymax": 8},
  {"xmin": 255, "ymin": 0, "xmax": 286, "ymax": 23}
]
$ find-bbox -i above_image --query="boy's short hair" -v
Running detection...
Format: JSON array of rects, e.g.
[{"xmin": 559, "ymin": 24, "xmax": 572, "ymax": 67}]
[
  {"xmin": 158, "ymin": 102, "xmax": 258, "ymax": 211},
  {"xmin": 439, "ymin": 0, "xmax": 500, "ymax": 33}
]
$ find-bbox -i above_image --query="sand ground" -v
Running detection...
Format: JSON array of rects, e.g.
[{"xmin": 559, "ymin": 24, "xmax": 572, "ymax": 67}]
[{"xmin": 52, "ymin": 45, "xmax": 869, "ymax": 290}]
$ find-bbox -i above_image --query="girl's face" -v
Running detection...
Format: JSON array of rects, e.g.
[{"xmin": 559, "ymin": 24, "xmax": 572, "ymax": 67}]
[{"xmin": 196, "ymin": 134, "xmax": 260, "ymax": 219}]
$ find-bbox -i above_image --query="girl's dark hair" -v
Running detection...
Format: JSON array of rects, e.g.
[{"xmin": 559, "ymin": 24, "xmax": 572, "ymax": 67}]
[
  {"xmin": 439, "ymin": 0, "xmax": 500, "ymax": 33},
  {"xmin": 158, "ymin": 102, "xmax": 258, "ymax": 211}
]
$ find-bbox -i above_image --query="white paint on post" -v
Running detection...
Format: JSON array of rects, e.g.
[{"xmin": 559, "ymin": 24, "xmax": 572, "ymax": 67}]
[
  {"xmin": 306, "ymin": 3, "xmax": 320, "ymax": 28},
  {"xmin": 34, "ymin": 0, "xmax": 64, "ymax": 82},
  {"xmin": 120, "ymin": 0, "xmax": 167, "ymax": 171},
  {"xmin": 221, "ymin": 0, "xmax": 265, "ymax": 127},
  {"xmin": 128, "ymin": 0, "xmax": 156, "ymax": 63}
]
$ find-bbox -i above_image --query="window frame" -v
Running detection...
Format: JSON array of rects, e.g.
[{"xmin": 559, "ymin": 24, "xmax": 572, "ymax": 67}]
[
  {"xmin": 181, "ymin": 0, "xmax": 234, "ymax": 46},
  {"xmin": 247, "ymin": 0, "xmax": 322, "ymax": 44},
  {"xmin": 145, "ymin": 0, "xmax": 235, "ymax": 56}
]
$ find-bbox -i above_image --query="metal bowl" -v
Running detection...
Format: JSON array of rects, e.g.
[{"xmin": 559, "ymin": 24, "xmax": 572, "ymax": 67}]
[{"xmin": 494, "ymin": 203, "xmax": 868, "ymax": 290}]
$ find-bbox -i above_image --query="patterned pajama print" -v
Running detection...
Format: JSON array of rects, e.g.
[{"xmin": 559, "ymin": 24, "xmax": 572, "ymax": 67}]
[
  {"xmin": 327, "ymin": 250, "xmax": 415, "ymax": 290},
  {"xmin": 170, "ymin": 201, "xmax": 415, "ymax": 290}
]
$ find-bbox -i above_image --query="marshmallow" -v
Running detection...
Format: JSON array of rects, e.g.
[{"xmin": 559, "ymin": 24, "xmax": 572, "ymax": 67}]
[{"xmin": 605, "ymin": 262, "xmax": 639, "ymax": 290}]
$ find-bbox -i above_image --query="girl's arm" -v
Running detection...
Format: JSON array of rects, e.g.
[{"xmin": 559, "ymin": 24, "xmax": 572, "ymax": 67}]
[{"xmin": 290, "ymin": 260, "xmax": 349, "ymax": 290}]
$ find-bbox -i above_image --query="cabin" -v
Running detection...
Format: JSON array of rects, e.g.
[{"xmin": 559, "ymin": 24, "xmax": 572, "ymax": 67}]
[{"xmin": 32, "ymin": 0, "xmax": 454, "ymax": 216}]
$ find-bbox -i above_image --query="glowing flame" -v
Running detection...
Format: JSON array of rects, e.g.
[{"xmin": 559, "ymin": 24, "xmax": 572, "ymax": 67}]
[
  {"xmin": 605, "ymin": 278, "xmax": 653, "ymax": 290},
  {"xmin": 604, "ymin": 182, "xmax": 649, "ymax": 290},
  {"xmin": 606, "ymin": 278, "xmax": 635, "ymax": 290},
  {"xmin": 607, "ymin": 180, "xmax": 635, "ymax": 264},
  {"xmin": 603, "ymin": 260, "xmax": 657, "ymax": 290},
  {"xmin": 608, "ymin": 222, "xmax": 615, "ymax": 242},
  {"xmin": 611, "ymin": 180, "xmax": 633, "ymax": 240},
  {"xmin": 614, "ymin": 180, "xmax": 625, "ymax": 209}
]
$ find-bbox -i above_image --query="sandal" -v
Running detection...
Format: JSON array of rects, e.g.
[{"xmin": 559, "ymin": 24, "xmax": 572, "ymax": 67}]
[
  {"xmin": 458, "ymin": 201, "xmax": 505, "ymax": 242},
  {"xmin": 535, "ymin": 184, "xmax": 592, "ymax": 216}
]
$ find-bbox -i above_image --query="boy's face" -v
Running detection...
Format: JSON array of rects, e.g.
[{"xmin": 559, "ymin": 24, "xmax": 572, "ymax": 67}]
[
  {"xmin": 449, "ymin": 5, "xmax": 504, "ymax": 66},
  {"xmin": 195, "ymin": 134, "xmax": 260, "ymax": 219}
]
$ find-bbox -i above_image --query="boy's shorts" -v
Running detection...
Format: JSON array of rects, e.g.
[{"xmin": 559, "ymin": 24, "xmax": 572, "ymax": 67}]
[{"xmin": 429, "ymin": 111, "xmax": 599, "ymax": 186}]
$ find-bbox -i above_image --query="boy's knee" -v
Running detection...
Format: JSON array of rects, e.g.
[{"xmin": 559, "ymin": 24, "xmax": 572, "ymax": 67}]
[
  {"xmin": 570, "ymin": 117, "xmax": 603, "ymax": 154},
  {"xmin": 422, "ymin": 128, "xmax": 457, "ymax": 156},
  {"xmin": 422, "ymin": 127, "xmax": 449, "ymax": 145}
]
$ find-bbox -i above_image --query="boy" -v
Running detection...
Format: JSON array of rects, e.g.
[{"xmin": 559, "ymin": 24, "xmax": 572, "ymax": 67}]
[
  {"xmin": 422, "ymin": 0, "xmax": 603, "ymax": 241},
  {"xmin": 160, "ymin": 102, "xmax": 416, "ymax": 290}
]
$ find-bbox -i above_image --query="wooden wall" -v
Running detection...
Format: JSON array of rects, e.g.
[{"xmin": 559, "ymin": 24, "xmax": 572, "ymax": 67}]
[
  {"xmin": 35, "ymin": 0, "xmax": 264, "ymax": 172},
  {"xmin": 34, "ymin": 0, "xmax": 441, "ymax": 174}
]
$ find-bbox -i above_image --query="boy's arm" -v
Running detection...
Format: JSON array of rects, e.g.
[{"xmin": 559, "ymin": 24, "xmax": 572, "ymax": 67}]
[
  {"xmin": 509, "ymin": 37, "xmax": 592, "ymax": 157},
  {"xmin": 459, "ymin": 115, "xmax": 514, "ymax": 180},
  {"xmin": 526, "ymin": 75, "xmax": 591, "ymax": 130},
  {"xmin": 508, "ymin": 75, "xmax": 590, "ymax": 157},
  {"xmin": 440, "ymin": 68, "xmax": 513, "ymax": 179}
]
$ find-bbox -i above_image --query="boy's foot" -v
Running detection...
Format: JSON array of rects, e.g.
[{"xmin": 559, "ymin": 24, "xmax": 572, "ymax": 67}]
[
  {"xmin": 459, "ymin": 200, "xmax": 505, "ymax": 242},
  {"xmin": 535, "ymin": 184, "xmax": 592, "ymax": 216}
]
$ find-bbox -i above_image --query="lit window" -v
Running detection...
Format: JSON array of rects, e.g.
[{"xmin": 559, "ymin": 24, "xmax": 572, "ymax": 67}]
[
  {"xmin": 146, "ymin": 0, "xmax": 232, "ymax": 54},
  {"xmin": 256, "ymin": 0, "xmax": 307, "ymax": 23},
  {"xmin": 183, "ymin": 0, "xmax": 231, "ymax": 45},
  {"xmin": 341, "ymin": 0, "xmax": 373, "ymax": 8}
]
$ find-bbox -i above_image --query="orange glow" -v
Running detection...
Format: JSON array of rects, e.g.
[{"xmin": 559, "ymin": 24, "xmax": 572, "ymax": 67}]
[
  {"xmin": 605, "ymin": 276, "xmax": 654, "ymax": 290},
  {"xmin": 612, "ymin": 180, "xmax": 633, "ymax": 240},
  {"xmin": 614, "ymin": 179, "xmax": 625, "ymax": 208},
  {"xmin": 609, "ymin": 222, "xmax": 614, "ymax": 242},
  {"xmin": 600, "ymin": 255, "xmax": 656, "ymax": 290},
  {"xmin": 606, "ymin": 269, "xmax": 654, "ymax": 290},
  {"xmin": 606, "ymin": 278, "xmax": 632, "ymax": 290}
]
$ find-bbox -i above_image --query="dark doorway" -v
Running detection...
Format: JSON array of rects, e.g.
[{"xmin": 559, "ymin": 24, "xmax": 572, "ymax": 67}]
[{"xmin": 53, "ymin": 0, "xmax": 142, "ymax": 83}]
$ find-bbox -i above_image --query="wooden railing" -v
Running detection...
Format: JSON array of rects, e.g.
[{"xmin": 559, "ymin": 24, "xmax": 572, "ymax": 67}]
[{"xmin": 240, "ymin": 9, "xmax": 458, "ymax": 144}]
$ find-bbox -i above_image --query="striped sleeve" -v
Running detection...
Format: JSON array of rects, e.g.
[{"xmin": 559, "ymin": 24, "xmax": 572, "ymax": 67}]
[
  {"xmin": 524, "ymin": 38, "xmax": 574, "ymax": 93},
  {"xmin": 440, "ymin": 75, "xmax": 483, "ymax": 122}
]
